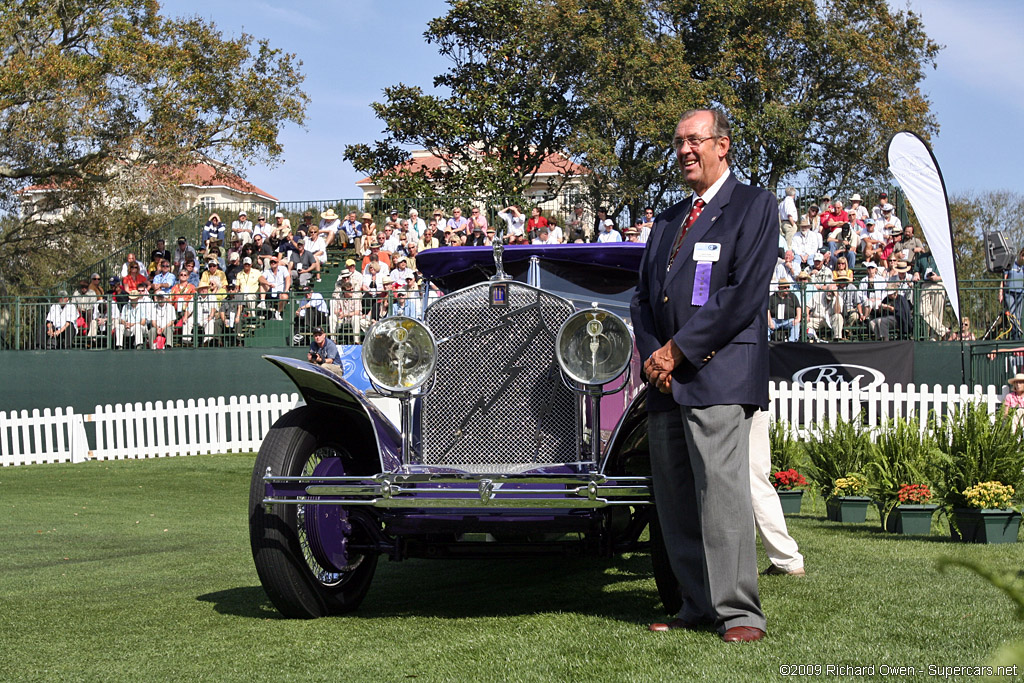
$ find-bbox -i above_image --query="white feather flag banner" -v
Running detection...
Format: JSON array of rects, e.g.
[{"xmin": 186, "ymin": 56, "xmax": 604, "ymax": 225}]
[{"xmin": 886, "ymin": 131, "xmax": 960, "ymax": 322}]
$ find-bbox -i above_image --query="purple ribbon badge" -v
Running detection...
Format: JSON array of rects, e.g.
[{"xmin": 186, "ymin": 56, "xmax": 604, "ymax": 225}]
[{"xmin": 691, "ymin": 262, "xmax": 712, "ymax": 306}]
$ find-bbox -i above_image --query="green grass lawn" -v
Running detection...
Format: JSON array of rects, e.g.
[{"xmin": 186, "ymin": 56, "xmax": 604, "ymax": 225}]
[{"xmin": 1, "ymin": 454, "xmax": 1023, "ymax": 682}]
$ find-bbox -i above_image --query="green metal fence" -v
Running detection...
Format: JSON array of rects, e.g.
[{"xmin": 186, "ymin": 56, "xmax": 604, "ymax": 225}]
[
  {"xmin": 0, "ymin": 289, "xmax": 416, "ymax": 352},
  {"xmin": 7, "ymin": 276, "xmax": 1018, "ymax": 352}
]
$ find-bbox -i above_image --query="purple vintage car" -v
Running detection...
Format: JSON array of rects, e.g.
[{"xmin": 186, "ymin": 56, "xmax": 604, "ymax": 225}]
[{"xmin": 249, "ymin": 242, "xmax": 659, "ymax": 618}]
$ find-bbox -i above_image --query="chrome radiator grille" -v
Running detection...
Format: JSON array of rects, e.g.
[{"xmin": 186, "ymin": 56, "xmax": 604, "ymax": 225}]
[{"xmin": 420, "ymin": 282, "xmax": 579, "ymax": 470}]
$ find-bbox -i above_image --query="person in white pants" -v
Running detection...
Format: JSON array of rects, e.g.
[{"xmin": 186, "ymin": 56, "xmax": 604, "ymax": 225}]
[{"xmin": 749, "ymin": 409, "xmax": 805, "ymax": 575}]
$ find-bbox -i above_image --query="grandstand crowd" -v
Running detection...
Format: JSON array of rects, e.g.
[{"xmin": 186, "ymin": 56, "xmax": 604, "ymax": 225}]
[{"xmin": 37, "ymin": 195, "xmax": 1024, "ymax": 350}]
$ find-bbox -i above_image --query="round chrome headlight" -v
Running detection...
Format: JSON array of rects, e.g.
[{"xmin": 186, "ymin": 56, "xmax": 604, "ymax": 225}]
[
  {"xmin": 361, "ymin": 316, "xmax": 437, "ymax": 393},
  {"xmin": 555, "ymin": 307, "xmax": 633, "ymax": 386}
]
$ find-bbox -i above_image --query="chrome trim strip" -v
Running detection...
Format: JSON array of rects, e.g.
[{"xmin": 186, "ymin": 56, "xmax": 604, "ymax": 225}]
[
  {"xmin": 265, "ymin": 474, "xmax": 650, "ymax": 485},
  {"xmin": 262, "ymin": 496, "xmax": 649, "ymax": 509},
  {"xmin": 304, "ymin": 484, "xmax": 650, "ymax": 498},
  {"xmin": 263, "ymin": 472, "xmax": 651, "ymax": 509}
]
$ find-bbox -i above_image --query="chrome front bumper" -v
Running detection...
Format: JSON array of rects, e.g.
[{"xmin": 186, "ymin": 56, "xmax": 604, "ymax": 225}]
[{"xmin": 262, "ymin": 469, "xmax": 651, "ymax": 510}]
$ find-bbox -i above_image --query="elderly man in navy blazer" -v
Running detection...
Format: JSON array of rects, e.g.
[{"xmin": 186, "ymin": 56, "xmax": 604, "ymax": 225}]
[{"xmin": 631, "ymin": 109, "xmax": 777, "ymax": 642}]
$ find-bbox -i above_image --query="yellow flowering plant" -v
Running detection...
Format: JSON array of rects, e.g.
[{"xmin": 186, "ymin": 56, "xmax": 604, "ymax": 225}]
[
  {"xmin": 962, "ymin": 481, "xmax": 1016, "ymax": 510},
  {"xmin": 831, "ymin": 473, "xmax": 869, "ymax": 499}
]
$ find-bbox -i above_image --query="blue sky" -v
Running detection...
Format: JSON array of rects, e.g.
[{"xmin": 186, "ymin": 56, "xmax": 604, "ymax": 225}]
[{"xmin": 161, "ymin": 0, "xmax": 1024, "ymax": 202}]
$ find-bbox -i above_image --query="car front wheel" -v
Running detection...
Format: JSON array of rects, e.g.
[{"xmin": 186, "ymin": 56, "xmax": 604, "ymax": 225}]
[{"xmin": 248, "ymin": 406, "xmax": 379, "ymax": 618}]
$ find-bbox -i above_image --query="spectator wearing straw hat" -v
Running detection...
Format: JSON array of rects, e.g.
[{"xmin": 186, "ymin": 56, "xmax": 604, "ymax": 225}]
[
  {"xmin": 319, "ymin": 208, "xmax": 342, "ymax": 247},
  {"xmin": 1002, "ymin": 374, "xmax": 1024, "ymax": 429}
]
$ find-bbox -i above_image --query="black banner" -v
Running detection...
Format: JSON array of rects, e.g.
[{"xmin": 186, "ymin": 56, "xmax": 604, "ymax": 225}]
[{"xmin": 769, "ymin": 340, "xmax": 914, "ymax": 388}]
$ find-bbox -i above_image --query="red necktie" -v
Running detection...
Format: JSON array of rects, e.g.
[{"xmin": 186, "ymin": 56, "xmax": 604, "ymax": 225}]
[{"xmin": 668, "ymin": 198, "xmax": 705, "ymax": 269}]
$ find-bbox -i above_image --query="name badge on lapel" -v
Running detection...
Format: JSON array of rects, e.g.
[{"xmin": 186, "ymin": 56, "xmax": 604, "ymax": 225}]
[
  {"xmin": 691, "ymin": 242, "xmax": 720, "ymax": 306},
  {"xmin": 692, "ymin": 242, "xmax": 721, "ymax": 262}
]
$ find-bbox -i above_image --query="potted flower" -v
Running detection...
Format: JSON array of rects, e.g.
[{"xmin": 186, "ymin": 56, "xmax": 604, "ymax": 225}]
[
  {"xmin": 802, "ymin": 415, "xmax": 873, "ymax": 510},
  {"xmin": 932, "ymin": 403, "xmax": 1024, "ymax": 541},
  {"xmin": 826, "ymin": 473, "xmax": 871, "ymax": 523},
  {"xmin": 886, "ymin": 484, "xmax": 939, "ymax": 535},
  {"xmin": 865, "ymin": 417, "xmax": 938, "ymax": 534},
  {"xmin": 952, "ymin": 481, "xmax": 1021, "ymax": 544},
  {"xmin": 772, "ymin": 468, "xmax": 808, "ymax": 514}
]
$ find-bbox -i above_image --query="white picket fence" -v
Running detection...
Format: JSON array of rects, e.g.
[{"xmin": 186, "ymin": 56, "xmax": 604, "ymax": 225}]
[
  {"xmin": 771, "ymin": 382, "xmax": 1007, "ymax": 437},
  {"xmin": 0, "ymin": 383, "xmax": 1012, "ymax": 467},
  {"xmin": 1, "ymin": 393, "xmax": 302, "ymax": 466},
  {"xmin": 0, "ymin": 407, "xmax": 90, "ymax": 466}
]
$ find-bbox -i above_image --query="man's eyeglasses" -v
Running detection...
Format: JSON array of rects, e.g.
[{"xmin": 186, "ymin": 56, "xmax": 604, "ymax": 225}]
[{"xmin": 671, "ymin": 135, "xmax": 717, "ymax": 151}]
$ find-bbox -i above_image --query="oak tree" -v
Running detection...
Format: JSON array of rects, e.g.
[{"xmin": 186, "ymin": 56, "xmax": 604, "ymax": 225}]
[{"xmin": 0, "ymin": 0, "xmax": 308, "ymax": 292}]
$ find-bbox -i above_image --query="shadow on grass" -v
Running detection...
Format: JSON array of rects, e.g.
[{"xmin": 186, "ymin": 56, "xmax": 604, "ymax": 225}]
[
  {"xmin": 197, "ymin": 586, "xmax": 280, "ymax": 619},
  {"xmin": 200, "ymin": 552, "xmax": 665, "ymax": 622},
  {"xmin": 797, "ymin": 514, "xmax": 966, "ymax": 544}
]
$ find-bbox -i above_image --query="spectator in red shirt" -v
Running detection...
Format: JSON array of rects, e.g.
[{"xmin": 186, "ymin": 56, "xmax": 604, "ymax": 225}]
[
  {"xmin": 122, "ymin": 262, "xmax": 150, "ymax": 294},
  {"xmin": 526, "ymin": 207, "xmax": 548, "ymax": 240},
  {"xmin": 820, "ymin": 200, "xmax": 849, "ymax": 233}
]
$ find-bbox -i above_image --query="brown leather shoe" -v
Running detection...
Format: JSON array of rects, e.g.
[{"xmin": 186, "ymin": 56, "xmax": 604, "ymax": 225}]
[
  {"xmin": 649, "ymin": 618, "xmax": 699, "ymax": 632},
  {"xmin": 722, "ymin": 626, "xmax": 766, "ymax": 642},
  {"xmin": 762, "ymin": 564, "xmax": 806, "ymax": 576}
]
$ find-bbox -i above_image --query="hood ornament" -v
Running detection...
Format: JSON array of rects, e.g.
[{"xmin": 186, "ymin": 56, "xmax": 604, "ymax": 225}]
[{"xmin": 490, "ymin": 222, "xmax": 511, "ymax": 281}]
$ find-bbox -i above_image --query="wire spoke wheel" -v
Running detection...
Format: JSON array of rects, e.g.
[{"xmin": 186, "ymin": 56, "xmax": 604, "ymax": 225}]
[{"xmin": 249, "ymin": 407, "xmax": 379, "ymax": 618}]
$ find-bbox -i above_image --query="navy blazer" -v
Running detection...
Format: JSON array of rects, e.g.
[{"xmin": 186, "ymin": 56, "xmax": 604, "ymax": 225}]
[{"xmin": 630, "ymin": 173, "xmax": 778, "ymax": 411}]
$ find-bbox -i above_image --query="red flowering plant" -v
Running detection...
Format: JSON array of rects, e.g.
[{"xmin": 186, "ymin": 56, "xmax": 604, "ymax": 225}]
[
  {"xmin": 896, "ymin": 484, "xmax": 933, "ymax": 505},
  {"xmin": 772, "ymin": 469, "xmax": 808, "ymax": 491}
]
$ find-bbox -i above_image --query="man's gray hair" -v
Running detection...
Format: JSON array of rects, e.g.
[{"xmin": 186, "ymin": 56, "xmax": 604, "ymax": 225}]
[
  {"xmin": 786, "ymin": 186, "xmax": 796, "ymax": 197},
  {"xmin": 678, "ymin": 108, "xmax": 731, "ymax": 140}
]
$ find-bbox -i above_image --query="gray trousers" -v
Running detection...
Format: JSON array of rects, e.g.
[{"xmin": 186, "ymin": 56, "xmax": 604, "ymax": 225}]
[{"xmin": 649, "ymin": 404, "xmax": 766, "ymax": 633}]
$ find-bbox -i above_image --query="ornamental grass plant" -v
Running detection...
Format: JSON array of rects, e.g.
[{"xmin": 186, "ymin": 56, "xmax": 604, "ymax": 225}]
[
  {"xmin": 802, "ymin": 414, "xmax": 873, "ymax": 499},
  {"xmin": 768, "ymin": 418, "xmax": 805, "ymax": 473},
  {"xmin": 865, "ymin": 417, "xmax": 939, "ymax": 527}
]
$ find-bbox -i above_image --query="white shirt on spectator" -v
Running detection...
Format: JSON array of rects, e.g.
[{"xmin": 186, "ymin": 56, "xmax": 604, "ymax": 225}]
[
  {"xmin": 849, "ymin": 204, "xmax": 869, "ymax": 222},
  {"xmin": 790, "ymin": 229, "xmax": 822, "ymax": 263},
  {"xmin": 298, "ymin": 292, "xmax": 329, "ymax": 317},
  {"xmin": 265, "ymin": 265, "xmax": 290, "ymax": 293},
  {"xmin": 46, "ymin": 302, "xmax": 78, "ymax": 330},
  {"xmin": 363, "ymin": 262, "xmax": 390, "ymax": 279},
  {"xmin": 779, "ymin": 195, "xmax": 798, "ymax": 225},
  {"xmin": 496, "ymin": 209, "xmax": 526, "ymax": 237},
  {"xmin": 254, "ymin": 223, "xmax": 273, "ymax": 241},
  {"xmin": 308, "ymin": 234, "xmax": 328, "ymax": 264},
  {"xmin": 232, "ymin": 219, "xmax": 254, "ymax": 243},
  {"xmin": 319, "ymin": 218, "xmax": 341, "ymax": 238},
  {"xmin": 121, "ymin": 302, "xmax": 147, "ymax": 325},
  {"xmin": 151, "ymin": 301, "xmax": 176, "ymax": 329},
  {"xmin": 407, "ymin": 217, "xmax": 426, "ymax": 238}
]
